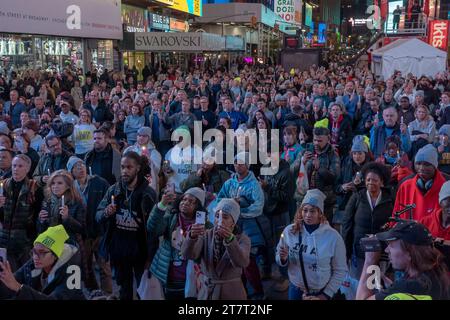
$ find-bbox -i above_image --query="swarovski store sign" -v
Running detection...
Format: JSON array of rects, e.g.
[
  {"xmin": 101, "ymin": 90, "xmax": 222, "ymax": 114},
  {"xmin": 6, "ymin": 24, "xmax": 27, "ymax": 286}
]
[
  {"xmin": 0, "ymin": 0, "xmax": 122, "ymax": 40},
  {"xmin": 134, "ymin": 32, "xmax": 226, "ymax": 52}
]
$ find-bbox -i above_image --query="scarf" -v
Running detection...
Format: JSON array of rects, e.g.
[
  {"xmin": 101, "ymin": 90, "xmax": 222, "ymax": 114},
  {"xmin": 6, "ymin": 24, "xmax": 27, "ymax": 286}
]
[{"xmin": 213, "ymin": 229, "xmax": 225, "ymax": 266}]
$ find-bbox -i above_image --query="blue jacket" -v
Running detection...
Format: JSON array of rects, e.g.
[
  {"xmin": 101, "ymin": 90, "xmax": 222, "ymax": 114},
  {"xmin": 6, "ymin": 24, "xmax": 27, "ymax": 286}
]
[
  {"xmin": 218, "ymin": 110, "xmax": 248, "ymax": 130},
  {"xmin": 342, "ymin": 94, "xmax": 359, "ymax": 119},
  {"xmin": 4, "ymin": 101, "xmax": 27, "ymax": 128},
  {"xmin": 217, "ymin": 171, "xmax": 264, "ymax": 219},
  {"xmin": 370, "ymin": 122, "xmax": 411, "ymax": 157}
]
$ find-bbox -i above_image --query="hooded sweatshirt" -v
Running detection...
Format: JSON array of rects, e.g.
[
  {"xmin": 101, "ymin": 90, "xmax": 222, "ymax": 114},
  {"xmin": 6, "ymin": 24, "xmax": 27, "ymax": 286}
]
[
  {"xmin": 217, "ymin": 171, "xmax": 264, "ymax": 219},
  {"xmin": 165, "ymin": 146, "xmax": 202, "ymax": 193},
  {"xmin": 124, "ymin": 142, "xmax": 162, "ymax": 175},
  {"xmin": 276, "ymin": 222, "xmax": 347, "ymax": 298}
]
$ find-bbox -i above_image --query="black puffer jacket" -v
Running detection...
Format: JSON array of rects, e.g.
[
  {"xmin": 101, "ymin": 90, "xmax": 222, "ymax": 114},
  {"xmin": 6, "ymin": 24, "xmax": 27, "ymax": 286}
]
[{"xmin": 342, "ymin": 188, "xmax": 393, "ymax": 260}]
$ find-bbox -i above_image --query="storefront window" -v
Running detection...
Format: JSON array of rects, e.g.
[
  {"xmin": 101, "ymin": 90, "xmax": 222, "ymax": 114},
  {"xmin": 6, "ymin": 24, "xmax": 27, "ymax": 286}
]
[
  {"xmin": 0, "ymin": 34, "xmax": 83, "ymax": 73},
  {"xmin": 93, "ymin": 40, "xmax": 114, "ymax": 72}
]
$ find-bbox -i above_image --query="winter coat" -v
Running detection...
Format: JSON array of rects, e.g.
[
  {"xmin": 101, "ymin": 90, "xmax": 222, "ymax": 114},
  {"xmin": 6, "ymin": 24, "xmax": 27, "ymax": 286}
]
[
  {"xmin": 0, "ymin": 244, "xmax": 85, "ymax": 300},
  {"xmin": 394, "ymin": 170, "xmax": 448, "ymax": 222},
  {"xmin": 0, "ymin": 178, "xmax": 44, "ymax": 255},
  {"xmin": 164, "ymin": 111, "xmax": 196, "ymax": 131},
  {"xmin": 328, "ymin": 115, "xmax": 353, "ymax": 156},
  {"xmin": 217, "ymin": 171, "xmax": 264, "ymax": 219},
  {"xmin": 33, "ymin": 150, "xmax": 73, "ymax": 187},
  {"xmin": 37, "ymin": 196, "xmax": 86, "ymax": 246},
  {"xmin": 85, "ymin": 143, "xmax": 121, "ymax": 185},
  {"xmin": 96, "ymin": 181, "xmax": 157, "ymax": 263},
  {"xmin": 181, "ymin": 229, "xmax": 250, "ymax": 300},
  {"xmin": 147, "ymin": 205, "xmax": 213, "ymax": 285},
  {"xmin": 370, "ymin": 123, "xmax": 411, "ymax": 158},
  {"xmin": 275, "ymin": 222, "xmax": 347, "ymax": 297},
  {"xmin": 75, "ymin": 175, "xmax": 110, "ymax": 239},
  {"xmin": 261, "ymin": 159, "xmax": 294, "ymax": 216},
  {"xmin": 82, "ymin": 102, "xmax": 113, "ymax": 124},
  {"xmin": 342, "ymin": 188, "xmax": 394, "ymax": 259}
]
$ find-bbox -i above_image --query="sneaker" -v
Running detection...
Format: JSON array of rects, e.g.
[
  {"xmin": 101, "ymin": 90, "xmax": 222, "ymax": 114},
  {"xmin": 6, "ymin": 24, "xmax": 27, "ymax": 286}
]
[{"xmin": 273, "ymin": 279, "xmax": 289, "ymax": 292}]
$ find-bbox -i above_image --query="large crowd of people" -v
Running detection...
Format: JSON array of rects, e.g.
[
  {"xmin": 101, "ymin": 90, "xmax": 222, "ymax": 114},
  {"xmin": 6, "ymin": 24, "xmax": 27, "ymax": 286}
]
[{"xmin": 0, "ymin": 60, "xmax": 449, "ymax": 300}]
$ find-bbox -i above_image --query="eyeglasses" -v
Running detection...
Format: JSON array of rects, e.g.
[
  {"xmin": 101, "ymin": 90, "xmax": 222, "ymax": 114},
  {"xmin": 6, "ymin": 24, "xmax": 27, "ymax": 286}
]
[{"xmin": 30, "ymin": 249, "xmax": 52, "ymax": 259}]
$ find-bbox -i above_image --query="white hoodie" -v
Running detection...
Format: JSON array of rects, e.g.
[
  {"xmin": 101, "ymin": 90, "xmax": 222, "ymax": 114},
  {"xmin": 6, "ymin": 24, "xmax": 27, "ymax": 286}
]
[{"xmin": 276, "ymin": 222, "xmax": 348, "ymax": 298}]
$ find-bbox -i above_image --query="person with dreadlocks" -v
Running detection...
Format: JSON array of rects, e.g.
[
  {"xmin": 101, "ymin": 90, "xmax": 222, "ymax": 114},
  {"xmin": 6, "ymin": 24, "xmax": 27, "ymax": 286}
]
[
  {"xmin": 181, "ymin": 198, "xmax": 250, "ymax": 300},
  {"xmin": 96, "ymin": 151, "xmax": 157, "ymax": 300}
]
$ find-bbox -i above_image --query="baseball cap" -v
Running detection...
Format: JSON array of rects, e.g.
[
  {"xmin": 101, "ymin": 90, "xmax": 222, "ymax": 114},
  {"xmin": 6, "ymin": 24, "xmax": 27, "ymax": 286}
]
[{"xmin": 376, "ymin": 220, "xmax": 433, "ymax": 246}]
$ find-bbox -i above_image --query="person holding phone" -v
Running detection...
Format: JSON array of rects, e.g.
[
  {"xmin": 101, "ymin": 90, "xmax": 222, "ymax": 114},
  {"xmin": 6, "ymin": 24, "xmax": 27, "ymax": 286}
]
[
  {"xmin": 181, "ymin": 198, "xmax": 250, "ymax": 300},
  {"xmin": 0, "ymin": 225, "xmax": 85, "ymax": 300},
  {"xmin": 147, "ymin": 187, "xmax": 208, "ymax": 300}
]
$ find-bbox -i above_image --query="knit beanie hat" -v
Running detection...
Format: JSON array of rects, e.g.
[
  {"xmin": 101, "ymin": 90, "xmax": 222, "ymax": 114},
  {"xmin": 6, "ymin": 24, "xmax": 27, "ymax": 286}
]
[
  {"xmin": 215, "ymin": 198, "xmax": 240, "ymax": 223},
  {"xmin": 184, "ymin": 187, "xmax": 206, "ymax": 207},
  {"xmin": 439, "ymin": 180, "xmax": 450, "ymax": 204},
  {"xmin": 34, "ymin": 225, "xmax": 69, "ymax": 258},
  {"xmin": 351, "ymin": 135, "xmax": 369, "ymax": 153},
  {"xmin": 415, "ymin": 144, "xmax": 438, "ymax": 168},
  {"xmin": 66, "ymin": 156, "xmax": 84, "ymax": 173},
  {"xmin": 301, "ymin": 189, "xmax": 326, "ymax": 213}
]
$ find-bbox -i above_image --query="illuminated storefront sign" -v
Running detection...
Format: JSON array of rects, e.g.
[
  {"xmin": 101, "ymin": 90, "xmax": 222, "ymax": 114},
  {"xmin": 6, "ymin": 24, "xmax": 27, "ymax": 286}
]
[
  {"xmin": 154, "ymin": 0, "xmax": 202, "ymax": 17},
  {"xmin": 428, "ymin": 20, "xmax": 449, "ymax": 51}
]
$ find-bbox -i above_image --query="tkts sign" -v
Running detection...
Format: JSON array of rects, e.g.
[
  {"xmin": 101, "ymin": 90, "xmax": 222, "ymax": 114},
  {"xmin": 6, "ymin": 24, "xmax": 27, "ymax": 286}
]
[{"xmin": 428, "ymin": 20, "xmax": 449, "ymax": 51}]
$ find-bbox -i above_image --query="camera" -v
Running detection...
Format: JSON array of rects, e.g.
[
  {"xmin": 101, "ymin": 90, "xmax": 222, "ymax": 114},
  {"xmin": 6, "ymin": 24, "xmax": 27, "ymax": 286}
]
[{"xmin": 360, "ymin": 237, "xmax": 382, "ymax": 252}]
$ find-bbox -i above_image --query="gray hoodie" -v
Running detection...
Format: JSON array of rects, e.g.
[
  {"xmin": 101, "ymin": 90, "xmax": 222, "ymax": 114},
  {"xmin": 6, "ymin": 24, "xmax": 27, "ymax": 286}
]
[{"xmin": 276, "ymin": 222, "xmax": 347, "ymax": 298}]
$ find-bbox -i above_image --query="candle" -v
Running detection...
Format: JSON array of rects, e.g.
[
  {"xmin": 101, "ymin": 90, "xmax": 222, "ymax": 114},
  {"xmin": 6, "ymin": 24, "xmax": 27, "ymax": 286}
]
[
  {"xmin": 236, "ymin": 186, "xmax": 242, "ymax": 198},
  {"xmin": 111, "ymin": 195, "xmax": 115, "ymax": 206},
  {"xmin": 218, "ymin": 210, "xmax": 223, "ymax": 226},
  {"xmin": 0, "ymin": 181, "xmax": 3, "ymax": 195},
  {"xmin": 401, "ymin": 116, "xmax": 404, "ymax": 124},
  {"xmin": 61, "ymin": 195, "xmax": 65, "ymax": 207},
  {"xmin": 89, "ymin": 167, "xmax": 93, "ymax": 176},
  {"xmin": 47, "ymin": 169, "xmax": 51, "ymax": 176},
  {"xmin": 202, "ymin": 183, "xmax": 207, "ymax": 192},
  {"xmin": 397, "ymin": 150, "xmax": 400, "ymax": 159}
]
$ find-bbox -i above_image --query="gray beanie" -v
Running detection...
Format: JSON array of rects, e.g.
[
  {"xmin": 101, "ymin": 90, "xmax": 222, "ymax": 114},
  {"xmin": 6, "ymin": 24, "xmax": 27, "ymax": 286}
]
[
  {"xmin": 215, "ymin": 198, "xmax": 240, "ymax": 223},
  {"xmin": 234, "ymin": 151, "xmax": 251, "ymax": 167},
  {"xmin": 137, "ymin": 126, "xmax": 152, "ymax": 137},
  {"xmin": 351, "ymin": 135, "xmax": 369, "ymax": 153},
  {"xmin": 0, "ymin": 121, "xmax": 10, "ymax": 135},
  {"xmin": 301, "ymin": 189, "xmax": 326, "ymax": 213},
  {"xmin": 415, "ymin": 90, "xmax": 425, "ymax": 98},
  {"xmin": 439, "ymin": 125, "xmax": 450, "ymax": 137},
  {"xmin": 415, "ymin": 144, "xmax": 438, "ymax": 168},
  {"xmin": 184, "ymin": 187, "xmax": 205, "ymax": 207},
  {"xmin": 439, "ymin": 181, "xmax": 450, "ymax": 204},
  {"xmin": 66, "ymin": 156, "xmax": 84, "ymax": 173}
]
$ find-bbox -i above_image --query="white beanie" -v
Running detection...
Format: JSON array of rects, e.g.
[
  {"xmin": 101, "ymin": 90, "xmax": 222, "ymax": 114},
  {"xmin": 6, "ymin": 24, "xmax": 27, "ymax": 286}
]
[
  {"xmin": 184, "ymin": 187, "xmax": 205, "ymax": 207},
  {"xmin": 215, "ymin": 198, "xmax": 240, "ymax": 223},
  {"xmin": 301, "ymin": 189, "xmax": 326, "ymax": 213}
]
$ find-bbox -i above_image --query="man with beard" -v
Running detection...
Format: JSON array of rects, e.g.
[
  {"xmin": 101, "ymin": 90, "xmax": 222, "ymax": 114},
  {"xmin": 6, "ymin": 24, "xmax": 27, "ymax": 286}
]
[
  {"xmin": 0, "ymin": 155, "xmax": 44, "ymax": 271},
  {"xmin": 96, "ymin": 152, "xmax": 156, "ymax": 300},
  {"xmin": 84, "ymin": 129, "xmax": 121, "ymax": 185},
  {"xmin": 292, "ymin": 127, "xmax": 341, "ymax": 222}
]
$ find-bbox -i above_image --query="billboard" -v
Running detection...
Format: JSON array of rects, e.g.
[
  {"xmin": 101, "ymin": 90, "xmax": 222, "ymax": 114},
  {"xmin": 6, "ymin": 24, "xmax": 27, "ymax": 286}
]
[
  {"xmin": 155, "ymin": 0, "xmax": 202, "ymax": 16},
  {"xmin": 275, "ymin": 0, "xmax": 302, "ymax": 24},
  {"xmin": 428, "ymin": 20, "xmax": 449, "ymax": 51},
  {"xmin": 122, "ymin": 5, "xmax": 147, "ymax": 33},
  {"xmin": 317, "ymin": 23, "xmax": 326, "ymax": 44},
  {"xmin": 305, "ymin": 3, "xmax": 313, "ymax": 29},
  {"xmin": 0, "ymin": 0, "xmax": 123, "ymax": 40}
]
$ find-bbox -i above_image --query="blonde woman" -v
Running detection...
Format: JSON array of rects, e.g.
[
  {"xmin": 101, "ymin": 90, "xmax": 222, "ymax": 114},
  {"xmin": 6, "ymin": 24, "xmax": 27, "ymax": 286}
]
[
  {"xmin": 276, "ymin": 189, "xmax": 347, "ymax": 300},
  {"xmin": 37, "ymin": 170, "xmax": 86, "ymax": 247},
  {"xmin": 72, "ymin": 109, "xmax": 96, "ymax": 158}
]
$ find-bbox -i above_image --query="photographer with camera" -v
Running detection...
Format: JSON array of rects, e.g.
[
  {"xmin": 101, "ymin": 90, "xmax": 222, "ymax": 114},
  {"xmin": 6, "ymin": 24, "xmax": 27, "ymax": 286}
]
[
  {"xmin": 420, "ymin": 181, "xmax": 450, "ymax": 241},
  {"xmin": 356, "ymin": 221, "xmax": 450, "ymax": 300}
]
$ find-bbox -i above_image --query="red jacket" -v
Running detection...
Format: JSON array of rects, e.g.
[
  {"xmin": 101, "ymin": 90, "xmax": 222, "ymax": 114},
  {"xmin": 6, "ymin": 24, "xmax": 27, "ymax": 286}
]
[
  {"xmin": 393, "ymin": 171, "xmax": 447, "ymax": 221},
  {"xmin": 419, "ymin": 209, "xmax": 450, "ymax": 241}
]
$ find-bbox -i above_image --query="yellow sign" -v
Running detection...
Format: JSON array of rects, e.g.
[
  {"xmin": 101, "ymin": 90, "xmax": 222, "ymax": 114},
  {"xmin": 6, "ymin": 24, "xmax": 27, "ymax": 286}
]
[{"xmin": 155, "ymin": 0, "xmax": 202, "ymax": 17}]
